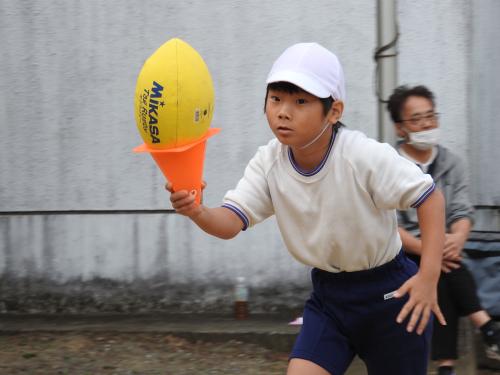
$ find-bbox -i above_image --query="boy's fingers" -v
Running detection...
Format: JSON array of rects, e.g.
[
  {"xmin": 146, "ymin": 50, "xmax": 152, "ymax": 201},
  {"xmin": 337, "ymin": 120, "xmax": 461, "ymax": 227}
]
[
  {"xmin": 174, "ymin": 198, "xmax": 196, "ymax": 210},
  {"xmin": 406, "ymin": 303, "xmax": 423, "ymax": 332},
  {"xmin": 166, "ymin": 182, "xmax": 205, "ymax": 194},
  {"xmin": 170, "ymin": 190, "xmax": 190, "ymax": 203},
  {"xmin": 416, "ymin": 306, "xmax": 431, "ymax": 335},
  {"xmin": 396, "ymin": 299, "xmax": 414, "ymax": 324},
  {"xmin": 171, "ymin": 192, "xmax": 195, "ymax": 208},
  {"xmin": 393, "ymin": 281, "xmax": 409, "ymax": 299},
  {"xmin": 433, "ymin": 305, "xmax": 447, "ymax": 326},
  {"xmin": 175, "ymin": 202, "xmax": 198, "ymax": 216}
]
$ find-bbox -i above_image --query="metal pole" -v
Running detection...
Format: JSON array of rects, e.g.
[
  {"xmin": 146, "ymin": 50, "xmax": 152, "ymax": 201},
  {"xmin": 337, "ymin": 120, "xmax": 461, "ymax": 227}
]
[{"xmin": 376, "ymin": 0, "xmax": 398, "ymax": 145}]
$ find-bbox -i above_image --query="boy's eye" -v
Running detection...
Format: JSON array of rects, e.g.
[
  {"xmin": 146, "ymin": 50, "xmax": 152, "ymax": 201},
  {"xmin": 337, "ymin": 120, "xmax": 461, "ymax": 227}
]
[
  {"xmin": 270, "ymin": 96, "xmax": 280, "ymax": 102},
  {"xmin": 296, "ymin": 98, "xmax": 307, "ymax": 104}
]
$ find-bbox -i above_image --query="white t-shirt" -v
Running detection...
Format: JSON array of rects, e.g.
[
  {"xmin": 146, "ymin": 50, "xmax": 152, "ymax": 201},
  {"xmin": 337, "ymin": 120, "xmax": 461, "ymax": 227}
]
[
  {"xmin": 223, "ymin": 127, "xmax": 435, "ymax": 272},
  {"xmin": 399, "ymin": 146, "xmax": 438, "ymax": 173}
]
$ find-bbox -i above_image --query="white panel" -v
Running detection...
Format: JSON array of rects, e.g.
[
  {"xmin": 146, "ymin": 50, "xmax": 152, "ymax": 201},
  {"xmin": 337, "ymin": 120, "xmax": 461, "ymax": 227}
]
[
  {"xmin": 398, "ymin": 0, "xmax": 470, "ymax": 154},
  {"xmin": 0, "ymin": 0, "xmax": 376, "ymax": 211},
  {"xmin": 0, "ymin": 214, "xmax": 309, "ymax": 287},
  {"xmin": 469, "ymin": 0, "xmax": 500, "ymax": 205}
]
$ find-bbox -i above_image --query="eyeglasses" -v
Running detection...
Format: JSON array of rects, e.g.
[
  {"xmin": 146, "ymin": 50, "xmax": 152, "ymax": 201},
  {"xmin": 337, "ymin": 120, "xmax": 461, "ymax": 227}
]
[{"xmin": 401, "ymin": 112, "xmax": 440, "ymax": 127}]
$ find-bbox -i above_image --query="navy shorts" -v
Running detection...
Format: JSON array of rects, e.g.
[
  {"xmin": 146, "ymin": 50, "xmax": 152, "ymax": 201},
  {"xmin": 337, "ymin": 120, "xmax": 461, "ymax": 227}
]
[{"xmin": 290, "ymin": 251, "xmax": 433, "ymax": 375}]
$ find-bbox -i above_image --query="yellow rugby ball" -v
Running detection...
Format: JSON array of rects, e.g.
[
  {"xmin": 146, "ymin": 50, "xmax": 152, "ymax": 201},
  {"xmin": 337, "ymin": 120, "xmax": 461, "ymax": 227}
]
[{"xmin": 134, "ymin": 38, "xmax": 214, "ymax": 149}]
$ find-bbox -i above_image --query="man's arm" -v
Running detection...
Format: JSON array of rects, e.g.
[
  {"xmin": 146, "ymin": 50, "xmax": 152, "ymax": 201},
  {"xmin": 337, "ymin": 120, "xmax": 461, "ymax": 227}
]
[
  {"xmin": 444, "ymin": 217, "xmax": 471, "ymax": 258},
  {"xmin": 398, "ymin": 227, "xmax": 422, "ymax": 255},
  {"xmin": 398, "ymin": 226, "xmax": 461, "ymax": 273},
  {"xmin": 395, "ymin": 189, "xmax": 446, "ymax": 334}
]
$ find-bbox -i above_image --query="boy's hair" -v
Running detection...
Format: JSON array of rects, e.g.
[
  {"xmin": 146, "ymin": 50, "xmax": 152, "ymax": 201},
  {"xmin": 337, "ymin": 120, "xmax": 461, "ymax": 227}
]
[
  {"xmin": 387, "ymin": 85, "xmax": 436, "ymax": 123},
  {"xmin": 264, "ymin": 81, "xmax": 334, "ymax": 116}
]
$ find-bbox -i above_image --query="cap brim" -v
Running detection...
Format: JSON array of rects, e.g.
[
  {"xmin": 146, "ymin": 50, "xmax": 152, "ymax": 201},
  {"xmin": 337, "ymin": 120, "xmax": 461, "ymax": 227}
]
[{"xmin": 266, "ymin": 70, "xmax": 330, "ymax": 98}]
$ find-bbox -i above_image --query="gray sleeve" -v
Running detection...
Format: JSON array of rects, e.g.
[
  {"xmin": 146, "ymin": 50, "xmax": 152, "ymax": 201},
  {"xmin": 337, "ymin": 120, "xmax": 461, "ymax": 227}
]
[
  {"xmin": 446, "ymin": 160, "xmax": 474, "ymax": 227},
  {"xmin": 397, "ymin": 210, "xmax": 410, "ymax": 229},
  {"xmin": 397, "ymin": 208, "xmax": 421, "ymax": 234}
]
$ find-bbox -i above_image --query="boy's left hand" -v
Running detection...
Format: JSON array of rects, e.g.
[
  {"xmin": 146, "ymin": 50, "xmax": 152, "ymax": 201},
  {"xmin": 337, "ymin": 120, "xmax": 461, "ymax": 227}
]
[{"xmin": 394, "ymin": 273, "xmax": 446, "ymax": 335}]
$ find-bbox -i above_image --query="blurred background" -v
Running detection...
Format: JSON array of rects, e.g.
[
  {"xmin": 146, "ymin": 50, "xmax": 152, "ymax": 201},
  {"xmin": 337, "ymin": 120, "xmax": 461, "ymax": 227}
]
[{"xmin": 0, "ymin": 0, "xmax": 499, "ymax": 320}]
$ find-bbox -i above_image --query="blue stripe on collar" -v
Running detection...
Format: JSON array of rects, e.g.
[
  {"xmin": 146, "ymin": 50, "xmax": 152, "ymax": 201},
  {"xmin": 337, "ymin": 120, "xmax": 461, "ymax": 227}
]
[{"xmin": 288, "ymin": 128, "xmax": 338, "ymax": 177}]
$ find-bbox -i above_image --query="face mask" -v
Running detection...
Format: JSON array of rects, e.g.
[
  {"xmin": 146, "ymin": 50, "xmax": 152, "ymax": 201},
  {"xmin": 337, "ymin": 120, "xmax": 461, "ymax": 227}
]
[{"xmin": 405, "ymin": 128, "xmax": 440, "ymax": 150}]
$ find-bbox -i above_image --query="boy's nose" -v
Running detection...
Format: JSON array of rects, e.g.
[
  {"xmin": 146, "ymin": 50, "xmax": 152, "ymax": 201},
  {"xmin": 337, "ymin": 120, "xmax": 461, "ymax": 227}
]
[{"xmin": 277, "ymin": 105, "xmax": 292, "ymax": 120}]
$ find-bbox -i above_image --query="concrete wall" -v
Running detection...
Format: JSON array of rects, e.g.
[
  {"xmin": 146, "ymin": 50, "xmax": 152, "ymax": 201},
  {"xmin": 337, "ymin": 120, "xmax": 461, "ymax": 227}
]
[
  {"xmin": 0, "ymin": 0, "xmax": 377, "ymax": 313},
  {"xmin": 398, "ymin": 0, "xmax": 500, "ymax": 229},
  {"xmin": 0, "ymin": 0, "xmax": 497, "ymax": 313},
  {"xmin": 469, "ymin": 0, "xmax": 500, "ymax": 206},
  {"xmin": 398, "ymin": 0, "xmax": 471, "ymax": 152}
]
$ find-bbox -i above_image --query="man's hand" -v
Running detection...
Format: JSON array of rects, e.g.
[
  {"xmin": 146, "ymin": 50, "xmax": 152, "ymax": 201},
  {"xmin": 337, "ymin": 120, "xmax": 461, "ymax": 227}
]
[
  {"xmin": 441, "ymin": 258, "xmax": 462, "ymax": 273},
  {"xmin": 441, "ymin": 232, "xmax": 467, "ymax": 272},
  {"xmin": 394, "ymin": 272, "xmax": 446, "ymax": 335},
  {"xmin": 443, "ymin": 232, "xmax": 466, "ymax": 260}
]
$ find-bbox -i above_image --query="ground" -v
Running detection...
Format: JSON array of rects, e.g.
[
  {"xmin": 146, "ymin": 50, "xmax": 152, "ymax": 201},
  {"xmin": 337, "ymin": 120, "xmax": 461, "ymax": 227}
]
[
  {"xmin": 0, "ymin": 332, "xmax": 287, "ymax": 375},
  {"xmin": 0, "ymin": 332, "xmax": 498, "ymax": 375}
]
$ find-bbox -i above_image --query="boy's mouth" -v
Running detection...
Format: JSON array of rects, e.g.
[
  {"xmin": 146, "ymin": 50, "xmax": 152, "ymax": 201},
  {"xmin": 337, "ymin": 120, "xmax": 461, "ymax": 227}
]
[{"xmin": 276, "ymin": 126, "xmax": 293, "ymax": 135}]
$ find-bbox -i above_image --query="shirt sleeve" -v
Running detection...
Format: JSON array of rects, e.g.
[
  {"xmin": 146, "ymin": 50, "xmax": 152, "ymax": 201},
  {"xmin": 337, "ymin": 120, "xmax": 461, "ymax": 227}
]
[
  {"xmin": 351, "ymin": 138, "xmax": 435, "ymax": 210},
  {"xmin": 222, "ymin": 145, "xmax": 275, "ymax": 229},
  {"xmin": 446, "ymin": 158, "xmax": 474, "ymax": 227}
]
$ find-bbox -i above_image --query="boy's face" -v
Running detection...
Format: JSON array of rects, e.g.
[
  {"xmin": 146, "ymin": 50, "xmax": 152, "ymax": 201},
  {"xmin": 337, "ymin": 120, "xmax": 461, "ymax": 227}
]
[
  {"xmin": 265, "ymin": 88, "xmax": 338, "ymax": 148},
  {"xmin": 396, "ymin": 96, "xmax": 438, "ymax": 139}
]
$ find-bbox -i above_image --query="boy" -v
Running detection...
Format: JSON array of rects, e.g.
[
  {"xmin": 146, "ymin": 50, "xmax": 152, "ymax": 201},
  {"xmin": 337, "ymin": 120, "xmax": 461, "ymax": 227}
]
[
  {"xmin": 168, "ymin": 43, "xmax": 446, "ymax": 375},
  {"xmin": 387, "ymin": 85, "xmax": 500, "ymax": 375}
]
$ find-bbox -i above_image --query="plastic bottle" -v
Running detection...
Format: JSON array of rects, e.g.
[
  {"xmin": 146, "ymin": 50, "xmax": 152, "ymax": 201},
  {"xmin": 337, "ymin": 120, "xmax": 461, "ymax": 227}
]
[{"xmin": 234, "ymin": 276, "xmax": 249, "ymax": 320}]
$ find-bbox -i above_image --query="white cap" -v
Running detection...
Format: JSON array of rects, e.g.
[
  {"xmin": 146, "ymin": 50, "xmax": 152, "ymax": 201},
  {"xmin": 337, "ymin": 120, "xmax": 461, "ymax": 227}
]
[{"xmin": 266, "ymin": 42, "xmax": 346, "ymax": 101}]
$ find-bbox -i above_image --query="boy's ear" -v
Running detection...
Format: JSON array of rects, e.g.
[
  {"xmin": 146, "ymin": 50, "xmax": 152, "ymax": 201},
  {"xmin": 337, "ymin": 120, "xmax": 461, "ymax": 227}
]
[{"xmin": 327, "ymin": 100, "xmax": 344, "ymax": 124}]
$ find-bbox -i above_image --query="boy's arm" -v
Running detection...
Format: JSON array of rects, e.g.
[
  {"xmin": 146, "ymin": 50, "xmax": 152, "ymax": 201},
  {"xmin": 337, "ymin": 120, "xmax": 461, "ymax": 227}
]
[
  {"xmin": 167, "ymin": 184, "xmax": 243, "ymax": 240},
  {"xmin": 395, "ymin": 188, "xmax": 447, "ymax": 334}
]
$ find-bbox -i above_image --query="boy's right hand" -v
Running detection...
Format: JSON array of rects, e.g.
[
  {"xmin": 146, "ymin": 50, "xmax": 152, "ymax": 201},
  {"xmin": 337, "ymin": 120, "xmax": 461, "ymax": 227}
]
[{"xmin": 165, "ymin": 182, "xmax": 206, "ymax": 219}]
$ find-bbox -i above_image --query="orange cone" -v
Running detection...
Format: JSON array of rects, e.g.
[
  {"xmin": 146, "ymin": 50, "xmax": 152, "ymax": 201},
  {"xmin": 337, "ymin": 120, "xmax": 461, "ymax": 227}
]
[{"xmin": 134, "ymin": 128, "xmax": 220, "ymax": 205}]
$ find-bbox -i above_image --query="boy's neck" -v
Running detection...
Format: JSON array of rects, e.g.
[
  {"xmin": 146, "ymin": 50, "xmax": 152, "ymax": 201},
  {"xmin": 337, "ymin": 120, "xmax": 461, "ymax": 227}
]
[
  {"xmin": 289, "ymin": 126, "xmax": 333, "ymax": 171},
  {"xmin": 401, "ymin": 143, "xmax": 434, "ymax": 164}
]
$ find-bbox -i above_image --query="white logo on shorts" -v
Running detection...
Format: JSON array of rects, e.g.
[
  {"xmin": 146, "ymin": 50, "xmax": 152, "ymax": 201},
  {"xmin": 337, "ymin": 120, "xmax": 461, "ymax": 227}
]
[{"xmin": 383, "ymin": 291, "xmax": 397, "ymax": 300}]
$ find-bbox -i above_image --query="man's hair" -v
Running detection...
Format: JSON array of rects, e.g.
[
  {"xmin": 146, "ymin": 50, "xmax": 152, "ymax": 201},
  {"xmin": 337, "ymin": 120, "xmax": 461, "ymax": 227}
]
[
  {"xmin": 264, "ymin": 81, "xmax": 334, "ymax": 116},
  {"xmin": 387, "ymin": 85, "xmax": 435, "ymax": 123}
]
